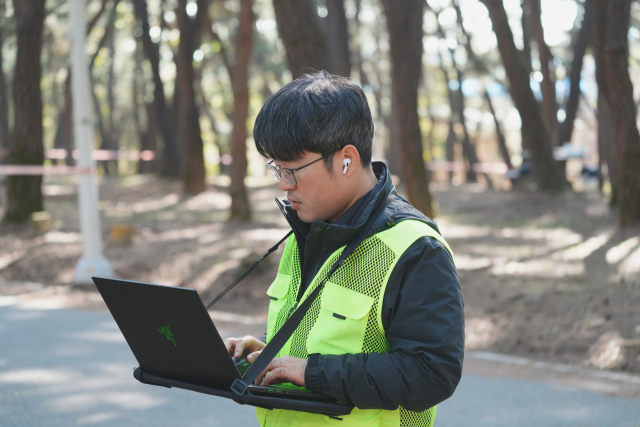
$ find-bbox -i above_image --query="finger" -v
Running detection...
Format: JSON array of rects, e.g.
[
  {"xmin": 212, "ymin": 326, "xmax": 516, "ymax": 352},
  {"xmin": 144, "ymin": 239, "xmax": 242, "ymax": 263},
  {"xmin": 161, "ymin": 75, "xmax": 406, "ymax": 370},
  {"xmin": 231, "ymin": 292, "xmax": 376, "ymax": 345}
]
[
  {"xmin": 254, "ymin": 359, "xmax": 281, "ymax": 385},
  {"xmin": 224, "ymin": 338, "xmax": 232, "ymax": 353},
  {"xmin": 224, "ymin": 337, "xmax": 238, "ymax": 355},
  {"xmin": 247, "ymin": 350, "xmax": 262, "ymax": 363},
  {"xmin": 251, "ymin": 339, "xmax": 267, "ymax": 353},
  {"xmin": 260, "ymin": 367, "xmax": 288, "ymax": 387},
  {"xmin": 234, "ymin": 339, "xmax": 246, "ymax": 358}
]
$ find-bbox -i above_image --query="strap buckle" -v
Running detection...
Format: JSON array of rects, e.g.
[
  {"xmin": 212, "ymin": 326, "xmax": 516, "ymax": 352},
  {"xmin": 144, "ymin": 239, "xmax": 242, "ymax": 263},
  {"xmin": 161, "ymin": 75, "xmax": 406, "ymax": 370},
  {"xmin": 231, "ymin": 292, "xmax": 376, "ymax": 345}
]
[{"xmin": 231, "ymin": 379, "xmax": 250, "ymax": 396}]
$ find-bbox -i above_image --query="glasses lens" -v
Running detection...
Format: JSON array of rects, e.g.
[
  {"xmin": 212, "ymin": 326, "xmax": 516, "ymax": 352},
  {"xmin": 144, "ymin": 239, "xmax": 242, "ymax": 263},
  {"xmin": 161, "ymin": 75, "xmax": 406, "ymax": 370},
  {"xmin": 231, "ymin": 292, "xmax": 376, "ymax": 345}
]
[
  {"xmin": 282, "ymin": 169, "xmax": 297, "ymax": 186},
  {"xmin": 266, "ymin": 163, "xmax": 280, "ymax": 182}
]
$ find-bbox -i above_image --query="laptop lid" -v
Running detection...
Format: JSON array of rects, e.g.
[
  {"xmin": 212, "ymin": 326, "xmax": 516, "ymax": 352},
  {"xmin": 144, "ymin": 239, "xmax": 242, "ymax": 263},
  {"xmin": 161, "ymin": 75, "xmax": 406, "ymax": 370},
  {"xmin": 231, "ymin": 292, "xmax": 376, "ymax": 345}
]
[{"xmin": 92, "ymin": 277, "xmax": 240, "ymax": 390}]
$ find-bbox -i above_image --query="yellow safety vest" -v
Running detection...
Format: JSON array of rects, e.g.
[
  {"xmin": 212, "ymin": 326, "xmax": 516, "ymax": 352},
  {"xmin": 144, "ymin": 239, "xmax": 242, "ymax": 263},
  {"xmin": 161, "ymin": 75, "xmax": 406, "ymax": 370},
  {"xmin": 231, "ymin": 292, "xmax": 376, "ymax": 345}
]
[{"xmin": 258, "ymin": 220, "xmax": 454, "ymax": 427}]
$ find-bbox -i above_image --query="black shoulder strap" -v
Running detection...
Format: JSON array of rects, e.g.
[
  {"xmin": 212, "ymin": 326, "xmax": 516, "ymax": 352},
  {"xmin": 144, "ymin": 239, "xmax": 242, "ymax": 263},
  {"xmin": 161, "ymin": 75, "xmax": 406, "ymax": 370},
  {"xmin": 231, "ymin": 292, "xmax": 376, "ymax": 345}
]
[
  {"xmin": 231, "ymin": 224, "xmax": 374, "ymax": 396},
  {"xmin": 205, "ymin": 230, "xmax": 293, "ymax": 310}
]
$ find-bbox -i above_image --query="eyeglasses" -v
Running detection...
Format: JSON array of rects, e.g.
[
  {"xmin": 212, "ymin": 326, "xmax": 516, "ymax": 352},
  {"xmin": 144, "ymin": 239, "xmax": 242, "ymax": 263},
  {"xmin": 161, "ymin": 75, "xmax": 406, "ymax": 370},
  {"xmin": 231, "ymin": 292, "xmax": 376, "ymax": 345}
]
[{"xmin": 266, "ymin": 152, "xmax": 336, "ymax": 186}]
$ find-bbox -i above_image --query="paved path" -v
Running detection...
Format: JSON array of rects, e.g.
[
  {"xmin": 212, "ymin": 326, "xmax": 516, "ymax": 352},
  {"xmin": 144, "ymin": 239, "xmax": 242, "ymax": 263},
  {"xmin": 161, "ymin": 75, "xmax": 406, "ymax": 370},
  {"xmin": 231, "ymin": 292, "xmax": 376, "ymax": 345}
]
[{"xmin": 1, "ymin": 297, "xmax": 639, "ymax": 427}]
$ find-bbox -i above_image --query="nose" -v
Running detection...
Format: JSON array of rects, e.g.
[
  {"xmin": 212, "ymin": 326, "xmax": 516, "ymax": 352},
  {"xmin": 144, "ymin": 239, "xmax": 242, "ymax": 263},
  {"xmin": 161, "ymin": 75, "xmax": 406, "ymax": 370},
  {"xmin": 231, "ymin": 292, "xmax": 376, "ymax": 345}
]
[{"xmin": 279, "ymin": 178, "xmax": 296, "ymax": 192}]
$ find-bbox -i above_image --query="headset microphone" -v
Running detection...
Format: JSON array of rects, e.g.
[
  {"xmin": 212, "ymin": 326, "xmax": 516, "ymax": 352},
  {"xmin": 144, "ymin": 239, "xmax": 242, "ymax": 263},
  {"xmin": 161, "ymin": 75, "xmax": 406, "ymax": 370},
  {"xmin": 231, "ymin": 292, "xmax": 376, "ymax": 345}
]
[{"xmin": 343, "ymin": 159, "xmax": 351, "ymax": 175}]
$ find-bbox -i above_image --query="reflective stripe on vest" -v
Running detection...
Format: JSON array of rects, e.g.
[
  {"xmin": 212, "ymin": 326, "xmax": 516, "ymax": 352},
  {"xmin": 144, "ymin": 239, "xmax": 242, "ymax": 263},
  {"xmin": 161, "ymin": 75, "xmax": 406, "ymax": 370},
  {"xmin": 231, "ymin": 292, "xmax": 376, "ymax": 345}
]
[{"xmin": 259, "ymin": 220, "xmax": 454, "ymax": 427}]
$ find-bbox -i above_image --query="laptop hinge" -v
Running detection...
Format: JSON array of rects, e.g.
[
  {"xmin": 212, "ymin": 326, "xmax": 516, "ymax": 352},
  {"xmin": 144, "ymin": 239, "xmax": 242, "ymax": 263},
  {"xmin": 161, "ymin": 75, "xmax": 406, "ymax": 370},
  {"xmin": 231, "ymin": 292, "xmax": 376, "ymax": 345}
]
[{"xmin": 231, "ymin": 379, "xmax": 250, "ymax": 396}]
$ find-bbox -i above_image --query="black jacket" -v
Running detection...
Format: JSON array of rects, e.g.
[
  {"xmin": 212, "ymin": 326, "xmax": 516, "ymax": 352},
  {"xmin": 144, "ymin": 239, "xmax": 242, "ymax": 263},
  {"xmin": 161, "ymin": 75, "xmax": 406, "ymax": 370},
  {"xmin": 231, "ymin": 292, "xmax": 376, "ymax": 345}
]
[{"xmin": 275, "ymin": 162, "xmax": 464, "ymax": 412}]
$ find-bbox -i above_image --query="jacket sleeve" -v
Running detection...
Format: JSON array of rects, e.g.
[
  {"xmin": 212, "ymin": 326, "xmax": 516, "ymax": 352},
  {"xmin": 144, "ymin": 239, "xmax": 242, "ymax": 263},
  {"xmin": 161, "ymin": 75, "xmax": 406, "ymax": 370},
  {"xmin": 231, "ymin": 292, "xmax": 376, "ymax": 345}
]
[{"xmin": 304, "ymin": 236, "xmax": 465, "ymax": 412}]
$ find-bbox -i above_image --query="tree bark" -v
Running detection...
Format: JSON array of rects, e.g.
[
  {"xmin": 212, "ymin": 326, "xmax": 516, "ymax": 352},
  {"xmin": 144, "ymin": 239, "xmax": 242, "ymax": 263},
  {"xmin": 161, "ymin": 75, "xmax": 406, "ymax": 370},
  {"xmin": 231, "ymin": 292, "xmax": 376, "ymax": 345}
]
[
  {"xmin": 133, "ymin": 0, "xmax": 180, "ymax": 178},
  {"xmin": 105, "ymin": 19, "xmax": 118, "ymax": 174},
  {"xmin": 53, "ymin": 74, "xmax": 74, "ymax": 165},
  {"xmin": 557, "ymin": 0, "xmax": 593, "ymax": 146},
  {"xmin": 450, "ymin": 1, "xmax": 512, "ymax": 172},
  {"xmin": 3, "ymin": 0, "xmax": 46, "ymax": 223},
  {"xmin": 481, "ymin": 0, "xmax": 564, "ymax": 192},
  {"xmin": 439, "ymin": 60, "xmax": 477, "ymax": 182},
  {"xmin": 597, "ymin": 92, "xmax": 616, "ymax": 197},
  {"xmin": 520, "ymin": 0, "xmax": 533, "ymax": 74},
  {"xmin": 386, "ymin": 88, "xmax": 402, "ymax": 176},
  {"xmin": 228, "ymin": 0, "xmax": 254, "ymax": 222},
  {"xmin": 134, "ymin": 38, "xmax": 156, "ymax": 174},
  {"xmin": 381, "ymin": 0, "xmax": 434, "ymax": 217},
  {"xmin": 431, "ymin": 11, "xmax": 479, "ymax": 183},
  {"xmin": 272, "ymin": 0, "xmax": 330, "ymax": 79},
  {"xmin": 593, "ymin": 0, "xmax": 616, "ymax": 203},
  {"xmin": 485, "ymin": 90, "xmax": 513, "ymax": 170},
  {"xmin": 530, "ymin": 0, "xmax": 558, "ymax": 144},
  {"xmin": 324, "ymin": 0, "xmax": 351, "ymax": 77},
  {"xmin": 175, "ymin": 0, "xmax": 206, "ymax": 195},
  {"xmin": 601, "ymin": 0, "xmax": 640, "ymax": 225},
  {"xmin": 93, "ymin": 2, "xmax": 120, "ymax": 175},
  {"xmin": 445, "ymin": 119, "xmax": 457, "ymax": 183},
  {"xmin": 451, "ymin": 0, "xmax": 485, "ymax": 73},
  {"xmin": 0, "ymin": 0, "xmax": 9, "ymax": 161}
]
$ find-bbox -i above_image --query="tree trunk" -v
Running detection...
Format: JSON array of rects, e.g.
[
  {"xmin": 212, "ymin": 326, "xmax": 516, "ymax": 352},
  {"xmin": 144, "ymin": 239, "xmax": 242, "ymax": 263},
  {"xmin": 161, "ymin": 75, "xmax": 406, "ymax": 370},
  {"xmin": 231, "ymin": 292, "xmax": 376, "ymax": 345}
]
[
  {"xmin": 324, "ymin": 0, "xmax": 351, "ymax": 77},
  {"xmin": 134, "ymin": 38, "xmax": 156, "ymax": 174},
  {"xmin": 133, "ymin": 0, "xmax": 180, "ymax": 178},
  {"xmin": 228, "ymin": 0, "xmax": 254, "ymax": 222},
  {"xmin": 272, "ymin": 0, "xmax": 330, "ymax": 79},
  {"xmin": 0, "ymin": 0, "xmax": 10, "ymax": 161},
  {"xmin": 440, "ymin": 64, "xmax": 477, "ymax": 182},
  {"xmin": 481, "ymin": 0, "xmax": 564, "ymax": 192},
  {"xmin": 449, "ymin": 64, "xmax": 479, "ymax": 182},
  {"xmin": 597, "ymin": 92, "xmax": 616, "ymax": 198},
  {"xmin": 200, "ymin": 93, "xmax": 226, "ymax": 175},
  {"xmin": 520, "ymin": 0, "xmax": 533, "ymax": 74},
  {"xmin": 90, "ymin": 77, "xmax": 109, "ymax": 168},
  {"xmin": 450, "ymin": 1, "xmax": 512, "ymax": 173},
  {"xmin": 381, "ymin": 0, "xmax": 434, "ymax": 217},
  {"xmin": 105, "ymin": 21, "xmax": 118, "ymax": 174},
  {"xmin": 3, "ymin": 0, "xmax": 46, "ymax": 223},
  {"xmin": 431, "ymin": 9, "xmax": 479, "ymax": 183},
  {"xmin": 602, "ymin": 0, "xmax": 640, "ymax": 225},
  {"xmin": 53, "ymin": 74, "xmax": 75, "ymax": 166},
  {"xmin": 175, "ymin": 0, "xmax": 206, "ymax": 195},
  {"xmin": 530, "ymin": 0, "xmax": 558, "ymax": 144},
  {"xmin": 445, "ymin": 119, "xmax": 456, "ymax": 183},
  {"xmin": 593, "ymin": 0, "xmax": 616, "ymax": 203},
  {"xmin": 386, "ymin": 87, "xmax": 402, "ymax": 176},
  {"xmin": 558, "ymin": 0, "xmax": 594, "ymax": 145},
  {"xmin": 485, "ymin": 90, "xmax": 513, "ymax": 170},
  {"xmin": 92, "ymin": 3, "xmax": 119, "ymax": 175}
]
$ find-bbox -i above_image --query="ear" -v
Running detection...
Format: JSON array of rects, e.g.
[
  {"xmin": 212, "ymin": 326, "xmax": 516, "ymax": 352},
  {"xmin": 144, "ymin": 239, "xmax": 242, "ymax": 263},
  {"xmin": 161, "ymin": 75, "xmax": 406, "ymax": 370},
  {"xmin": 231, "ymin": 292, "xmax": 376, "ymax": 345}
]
[{"xmin": 337, "ymin": 145, "xmax": 360, "ymax": 178}]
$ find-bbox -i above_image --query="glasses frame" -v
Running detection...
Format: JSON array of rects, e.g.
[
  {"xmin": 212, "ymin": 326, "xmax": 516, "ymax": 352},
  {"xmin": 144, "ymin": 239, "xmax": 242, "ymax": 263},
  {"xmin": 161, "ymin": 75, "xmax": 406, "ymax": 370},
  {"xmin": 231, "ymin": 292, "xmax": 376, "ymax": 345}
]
[{"xmin": 266, "ymin": 151, "xmax": 337, "ymax": 186}]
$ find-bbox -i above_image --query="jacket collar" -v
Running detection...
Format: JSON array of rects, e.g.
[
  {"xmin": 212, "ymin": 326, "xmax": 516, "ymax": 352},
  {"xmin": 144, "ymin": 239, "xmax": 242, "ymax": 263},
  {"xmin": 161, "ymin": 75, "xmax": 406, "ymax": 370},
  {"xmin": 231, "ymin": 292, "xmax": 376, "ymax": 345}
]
[{"xmin": 276, "ymin": 161, "xmax": 395, "ymax": 248}]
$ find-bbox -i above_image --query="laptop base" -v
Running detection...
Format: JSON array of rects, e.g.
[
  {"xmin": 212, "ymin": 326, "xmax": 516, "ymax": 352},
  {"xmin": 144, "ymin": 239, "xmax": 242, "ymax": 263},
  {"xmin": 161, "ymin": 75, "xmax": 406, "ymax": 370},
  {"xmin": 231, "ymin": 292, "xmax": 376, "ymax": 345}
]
[{"xmin": 133, "ymin": 367, "xmax": 354, "ymax": 417}]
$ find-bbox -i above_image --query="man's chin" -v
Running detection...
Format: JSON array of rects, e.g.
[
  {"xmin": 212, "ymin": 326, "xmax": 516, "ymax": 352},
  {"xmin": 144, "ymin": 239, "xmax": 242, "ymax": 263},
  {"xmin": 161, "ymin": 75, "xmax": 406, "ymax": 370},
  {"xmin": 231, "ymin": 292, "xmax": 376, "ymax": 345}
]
[{"xmin": 295, "ymin": 209, "xmax": 315, "ymax": 223}]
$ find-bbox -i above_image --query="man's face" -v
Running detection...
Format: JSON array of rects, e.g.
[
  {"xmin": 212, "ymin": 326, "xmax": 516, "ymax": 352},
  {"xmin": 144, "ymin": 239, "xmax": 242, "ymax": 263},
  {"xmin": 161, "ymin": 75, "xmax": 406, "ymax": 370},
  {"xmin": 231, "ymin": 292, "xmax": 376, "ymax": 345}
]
[{"xmin": 271, "ymin": 151, "xmax": 344, "ymax": 224}]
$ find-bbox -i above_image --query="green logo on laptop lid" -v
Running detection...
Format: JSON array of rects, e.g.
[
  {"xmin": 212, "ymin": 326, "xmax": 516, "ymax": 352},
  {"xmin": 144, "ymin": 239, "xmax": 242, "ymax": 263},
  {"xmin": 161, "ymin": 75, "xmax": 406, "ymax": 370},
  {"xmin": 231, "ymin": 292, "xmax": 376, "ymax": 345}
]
[{"xmin": 157, "ymin": 325, "xmax": 176, "ymax": 346}]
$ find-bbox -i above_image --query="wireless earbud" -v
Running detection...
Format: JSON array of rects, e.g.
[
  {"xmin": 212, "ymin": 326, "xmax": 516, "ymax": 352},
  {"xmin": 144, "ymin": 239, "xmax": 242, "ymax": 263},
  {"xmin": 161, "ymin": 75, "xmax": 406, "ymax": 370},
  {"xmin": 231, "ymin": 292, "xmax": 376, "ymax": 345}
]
[{"xmin": 343, "ymin": 159, "xmax": 351, "ymax": 175}]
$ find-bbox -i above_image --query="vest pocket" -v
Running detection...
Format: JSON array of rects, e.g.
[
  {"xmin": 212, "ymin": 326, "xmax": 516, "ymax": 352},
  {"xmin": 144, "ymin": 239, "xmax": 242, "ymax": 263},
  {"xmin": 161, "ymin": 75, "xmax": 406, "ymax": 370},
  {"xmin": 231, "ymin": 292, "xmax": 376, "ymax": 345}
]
[
  {"xmin": 306, "ymin": 282, "xmax": 375, "ymax": 355},
  {"xmin": 265, "ymin": 273, "xmax": 290, "ymax": 341}
]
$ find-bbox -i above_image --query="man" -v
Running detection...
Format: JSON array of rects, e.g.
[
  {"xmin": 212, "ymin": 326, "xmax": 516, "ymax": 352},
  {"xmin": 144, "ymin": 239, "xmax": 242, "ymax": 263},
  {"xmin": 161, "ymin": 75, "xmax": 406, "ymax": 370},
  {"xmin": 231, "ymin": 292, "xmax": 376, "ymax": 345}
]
[{"xmin": 224, "ymin": 71, "xmax": 464, "ymax": 427}]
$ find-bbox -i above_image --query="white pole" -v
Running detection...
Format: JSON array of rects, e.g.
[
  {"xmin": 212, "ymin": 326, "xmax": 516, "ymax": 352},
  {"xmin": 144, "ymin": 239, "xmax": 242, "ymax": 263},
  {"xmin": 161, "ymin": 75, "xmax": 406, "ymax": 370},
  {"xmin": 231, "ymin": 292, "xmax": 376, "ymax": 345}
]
[{"xmin": 69, "ymin": 0, "xmax": 113, "ymax": 284}]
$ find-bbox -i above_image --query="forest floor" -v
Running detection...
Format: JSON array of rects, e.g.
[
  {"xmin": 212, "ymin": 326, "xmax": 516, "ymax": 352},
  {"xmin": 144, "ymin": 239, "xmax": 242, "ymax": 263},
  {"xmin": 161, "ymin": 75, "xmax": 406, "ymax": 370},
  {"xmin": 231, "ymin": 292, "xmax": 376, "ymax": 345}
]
[{"xmin": 1, "ymin": 174, "xmax": 639, "ymax": 374}]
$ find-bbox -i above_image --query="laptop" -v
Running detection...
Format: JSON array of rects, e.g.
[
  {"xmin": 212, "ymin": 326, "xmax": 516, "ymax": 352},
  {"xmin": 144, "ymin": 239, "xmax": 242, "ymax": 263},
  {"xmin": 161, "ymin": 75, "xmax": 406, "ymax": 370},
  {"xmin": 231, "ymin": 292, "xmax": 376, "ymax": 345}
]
[{"xmin": 92, "ymin": 277, "xmax": 333, "ymax": 401}]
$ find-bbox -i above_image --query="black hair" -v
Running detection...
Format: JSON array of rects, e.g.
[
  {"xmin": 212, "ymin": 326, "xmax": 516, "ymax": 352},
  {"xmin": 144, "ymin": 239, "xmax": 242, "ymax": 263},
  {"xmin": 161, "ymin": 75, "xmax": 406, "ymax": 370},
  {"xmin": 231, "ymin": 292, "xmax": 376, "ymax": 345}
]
[{"xmin": 253, "ymin": 71, "xmax": 374, "ymax": 172}]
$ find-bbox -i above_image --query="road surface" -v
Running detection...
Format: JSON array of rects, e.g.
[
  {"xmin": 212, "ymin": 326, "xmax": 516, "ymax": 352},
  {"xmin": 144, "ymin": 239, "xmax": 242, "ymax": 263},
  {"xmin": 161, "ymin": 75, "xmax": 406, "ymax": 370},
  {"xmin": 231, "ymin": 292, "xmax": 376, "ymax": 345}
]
[{"xmin": 1, "ymin": 295, "xmax": 639, "ymax": 426}]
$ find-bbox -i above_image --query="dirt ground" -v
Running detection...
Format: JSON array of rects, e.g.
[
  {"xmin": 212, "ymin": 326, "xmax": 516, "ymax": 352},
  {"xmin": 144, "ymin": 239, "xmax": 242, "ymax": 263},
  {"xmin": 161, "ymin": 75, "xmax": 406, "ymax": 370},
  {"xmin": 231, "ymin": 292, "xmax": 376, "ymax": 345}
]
[{"xmin": 1, "ymin": 174, "xmax": 639, "ymax": 374}]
